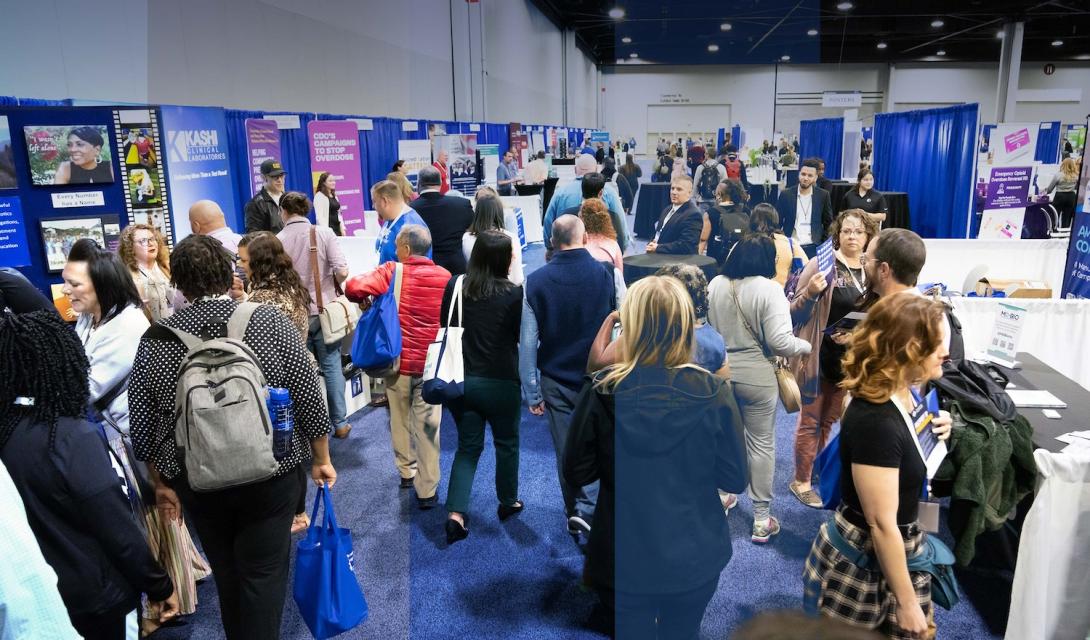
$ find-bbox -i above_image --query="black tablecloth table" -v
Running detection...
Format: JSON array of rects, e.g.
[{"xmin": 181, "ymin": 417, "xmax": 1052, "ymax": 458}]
[
  {"xmin": 828, "ymin": 182, "xmax": 912, "ymax": 230},
  {"xmin": 632, "ymin": 183, "xmax": 672, "ymax": 239},
  {"xmin": 993, "ymin": 353, "xmax": 1090, "ymax": 453},
  {"xmin": 623, "ymin": 253, "xmax": 718, "ymax": 285}
]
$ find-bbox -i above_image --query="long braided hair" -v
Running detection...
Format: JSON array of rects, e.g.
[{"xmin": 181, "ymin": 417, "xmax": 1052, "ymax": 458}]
[{"xmin": 0, "ymin": 311, "xmax": 90, "ymax": 451}]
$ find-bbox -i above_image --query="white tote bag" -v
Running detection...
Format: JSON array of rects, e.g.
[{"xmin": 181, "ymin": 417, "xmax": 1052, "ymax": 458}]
[{"xmin": 422, "ymin": 276, "xmax": 465, "ymax": 404}]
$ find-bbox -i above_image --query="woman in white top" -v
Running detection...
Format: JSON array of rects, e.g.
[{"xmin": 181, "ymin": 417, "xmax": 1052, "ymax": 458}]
[
  {"xmin": 463, "ymin": 193, "xmax": 524, "ymax": 285},
  {"xmin": 119, "ymin": 223, "xmax": 178, "ymax": 323},
  {"xmin": 313, "ymin": 172, "xmax": 344, "ymax": 236},
  {"xmin": 61, "ymin": 238, "xmax": 210, "ymax": 632},
  {"xmin": 707, "ymin": 234, "xmax": 811, "ymax": 544}
]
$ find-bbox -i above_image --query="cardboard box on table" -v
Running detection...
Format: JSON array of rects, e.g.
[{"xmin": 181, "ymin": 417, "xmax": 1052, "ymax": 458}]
[{"xmin": 974, "ymin": 277, "xmax": 1053, "ymax": 299}]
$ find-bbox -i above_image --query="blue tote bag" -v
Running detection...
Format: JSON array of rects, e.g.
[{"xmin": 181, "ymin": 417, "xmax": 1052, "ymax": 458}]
[
  {"xmin": 812, "ymin": 430, "xmax": 842, "ymax": 510},
  {"xmin": 350, "ymin": 263, "xmax": 403, "ymax": 372},
  {"xmin": 293, "ymin": 485, "xmax": 368, "ymax": 639}
]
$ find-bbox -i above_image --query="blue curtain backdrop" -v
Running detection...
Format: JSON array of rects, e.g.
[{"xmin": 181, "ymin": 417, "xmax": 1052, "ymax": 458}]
[
  {"xmin": 872, "ymin": 103, "xmax": 979, "ymax": 239},
  {"xmin": 799, "ymin": 117, "xmax": 844, "ymax": 180},
  {"xmin": 267, "ymin": 113, "xmax": 315, "ymax": 196},
  {"xmin": 1035, "ymin": 121, "xmax": 1062, "ymax": 164},
  {"xmin": 225, "ymin": 109, "xmax": 266, "ymax": 230}
]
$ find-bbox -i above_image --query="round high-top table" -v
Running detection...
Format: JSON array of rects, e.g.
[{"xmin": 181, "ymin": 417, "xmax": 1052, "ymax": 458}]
[{"xmin": 622, "ymin": 253, "xmax": 718, "ymax": 285}]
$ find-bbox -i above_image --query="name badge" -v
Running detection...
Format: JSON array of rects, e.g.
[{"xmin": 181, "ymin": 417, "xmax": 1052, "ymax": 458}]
[
  {"xmin": 909, "ymin": 397, "xmax": 932, "ymax": 432},
  {"xmin": 918, "ymin": 500, "xmax": 940, "ymax": 533}
]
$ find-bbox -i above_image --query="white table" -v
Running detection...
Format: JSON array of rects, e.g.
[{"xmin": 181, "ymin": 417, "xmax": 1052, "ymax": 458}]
[
  {"xmin": 949, "ymin": 296, "xmax": 1090, "ymax": 391},
  {"xmin": 921, "ymin": 239, "xmax": 1069, "ymax": 296}
]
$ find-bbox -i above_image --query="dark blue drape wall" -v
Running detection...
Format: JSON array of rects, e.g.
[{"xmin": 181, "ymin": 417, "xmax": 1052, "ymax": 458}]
[
  {"xmin": 1035, "ymin": 121, "xmax": 1062, "ymax": 164},
  {"xmin": 799, "ymin": 117, "xmax": 844, "ymax": 180},
  {"xmin": 872, "ymin": 103, "xmax": 979, "ymax": 239}
]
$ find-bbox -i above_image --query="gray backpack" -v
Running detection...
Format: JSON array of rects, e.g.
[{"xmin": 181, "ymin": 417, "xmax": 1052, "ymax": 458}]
[{"xmin": 166, "ymin": 302, "xmax": 279, "ymax": 492}]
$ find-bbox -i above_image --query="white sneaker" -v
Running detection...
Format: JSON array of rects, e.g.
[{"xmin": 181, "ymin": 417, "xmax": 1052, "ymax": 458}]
[
  {"xmin": 751, "ymin": 516, "xmax": 781, "ymax": 544},
  {"xmin": 567, "ymin": 515, "xmax": 591, "ymax": 535}
]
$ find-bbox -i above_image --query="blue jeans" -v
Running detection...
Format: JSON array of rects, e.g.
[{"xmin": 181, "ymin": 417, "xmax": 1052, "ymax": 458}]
[
  {"xmin": 307, "ymin": 317, "xmax": 348, "ymax": 429},
  {"xmin": 541, "ymin": 375, "xmax": 599, "ymax": 523}
]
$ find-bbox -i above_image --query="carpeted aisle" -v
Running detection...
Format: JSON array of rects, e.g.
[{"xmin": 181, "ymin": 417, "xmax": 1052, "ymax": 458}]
[{"xmin": 168, "ymin": 237, "xmax": 1003, "ymax": 639}]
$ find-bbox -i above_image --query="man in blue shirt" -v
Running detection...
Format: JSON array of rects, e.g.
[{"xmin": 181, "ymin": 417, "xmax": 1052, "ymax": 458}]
[
  {"xmin": 496, "ymin": 150, "xmax": 521, "ymax": 196},
  {"xmin": 373, "ymin": 179, "xmax": 430, "ymax": 265},
  {"xmin": 543, "ymin": 153, "xmax": 630, "ymax": 254}
]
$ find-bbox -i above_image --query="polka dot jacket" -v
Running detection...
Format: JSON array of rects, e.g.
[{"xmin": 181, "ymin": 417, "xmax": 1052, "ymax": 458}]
[{"xmin": 128, "ymin": 298, "xmax": 331, "ymax": 481}]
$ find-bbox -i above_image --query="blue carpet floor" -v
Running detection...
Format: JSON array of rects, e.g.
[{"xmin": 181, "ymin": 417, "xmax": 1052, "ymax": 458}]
[{"xmin": 160, "ymin": 239, "xmax": 1007, "ymax": 639}]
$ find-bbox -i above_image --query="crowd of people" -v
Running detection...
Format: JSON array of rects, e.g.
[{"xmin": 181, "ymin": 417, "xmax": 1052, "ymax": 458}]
[{"xmin": 1, "ymin": 140, "xmax": 964, "ymax": 640}]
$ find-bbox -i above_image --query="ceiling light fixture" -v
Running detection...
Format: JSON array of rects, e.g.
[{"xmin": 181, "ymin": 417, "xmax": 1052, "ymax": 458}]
[
  {"xmin": 608, "ymin": 7, "xmax": 625, "ymax": 19},
  {"xmin": 936, "ymin": 49, "xmax": 946, "ymax": 56},
  {"xmin": 708, "ymin": 44, "xmax": 720, "ymax": 52},
  {"xmin": 621, "ymin": 36, "xmax": 631, "ymax": 44},
  {"xmin": 1052, "ymin": 39, "xmax": 1064, "ymax": 47},
  {"xmin": 629, "ymin": 52, "xmax": 638, "ymax": 58},
  {"xmin": 720, "ymin": 22, "xmax": 732, "ymax": 31},
  {"xmin": 876, "ymin": 42, "xmax": 888, "ymax": 49},
  {"xmin": 837, "ymin": 2, "xmax": 854, "ymax": 10},
  {"xmin": 781, "ymin": 54, "xmax": 791, "ymax": 61},
  {"xmin": 807, "ymin": 28, "xmax": 819, "ymax": 36},
  {"xmin": 616, "ymin": 58, "xmax": 624, "ymax": 64},
  {"xmin": 1077, "ymin": 53, "xmax": 1090, "ymax": 60},
  {"xmin": 931, "ymin": 19, "xmax": 944, "ymax": 28}
]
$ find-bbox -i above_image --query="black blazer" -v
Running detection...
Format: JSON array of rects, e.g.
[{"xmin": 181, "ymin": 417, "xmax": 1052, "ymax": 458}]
[
  {"xmin": 775, "ymin": 186, "xmax": 833, "ymax": 246},
  {"xmin": 409, "ymin": 191, "xmax": 475, "ymax": 275},
  {"xmin": 654, "ymin": 200, "xmax": 703, "ymax": 255}
]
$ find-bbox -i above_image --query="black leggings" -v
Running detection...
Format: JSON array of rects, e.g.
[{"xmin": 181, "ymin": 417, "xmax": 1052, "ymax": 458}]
[{"xmin": 1054, "ymin": 191, "xmax": 1077, "ymax": 228}]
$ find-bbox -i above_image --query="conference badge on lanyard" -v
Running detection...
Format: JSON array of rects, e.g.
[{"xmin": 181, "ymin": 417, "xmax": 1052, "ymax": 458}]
[{"xmin": 909, "ymin": 387, "xmax": 945, "ymax": 533}]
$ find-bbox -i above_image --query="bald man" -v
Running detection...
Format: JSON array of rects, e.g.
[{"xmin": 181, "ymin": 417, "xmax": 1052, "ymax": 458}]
[
  {"xmin": 519, "ymin": 214, "xmax": 616, "ymax": 536},
  {"xmin": 189, "ymin": 200, "xmax": 242, "ymax": 254}
]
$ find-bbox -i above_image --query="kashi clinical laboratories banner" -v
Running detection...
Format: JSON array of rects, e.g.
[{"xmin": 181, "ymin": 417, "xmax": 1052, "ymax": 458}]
[
  {"xmin": 161, "ymin": 106, "xmax": 237, "ymax": 242},
  {"xmin": 1061, "ymin": 117, "xmax": 1090, "ymax": 299}
]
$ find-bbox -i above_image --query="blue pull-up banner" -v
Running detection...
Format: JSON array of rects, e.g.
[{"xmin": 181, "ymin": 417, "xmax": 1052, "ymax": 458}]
[{"xmin": 1061, "ymin": 117, "xmax": 1090, "ymax": 299}]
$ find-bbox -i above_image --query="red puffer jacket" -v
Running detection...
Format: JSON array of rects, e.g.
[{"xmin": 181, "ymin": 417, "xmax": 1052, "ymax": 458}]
[{"xmin": 344, "ymin": 256, "xmax": 451, "ymax": 376}]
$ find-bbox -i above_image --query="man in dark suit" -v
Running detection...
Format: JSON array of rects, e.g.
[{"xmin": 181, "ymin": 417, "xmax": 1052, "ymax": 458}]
[
  {"xmin": 647, "ymin": 175, "xmax": 702, "ymax": 255},
  {"xmin": 410, "ymin": 166, "xmax": 474, "ymax": 275},
  {"xmin": 775, "ymin": 158, "xmax": 833, "ymax": 258}
]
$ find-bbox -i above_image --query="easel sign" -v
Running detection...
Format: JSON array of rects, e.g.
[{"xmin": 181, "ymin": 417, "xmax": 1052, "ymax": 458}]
[{"xmin": 986, "ymin": 302, "xmax": 1027, "ymax": 368}]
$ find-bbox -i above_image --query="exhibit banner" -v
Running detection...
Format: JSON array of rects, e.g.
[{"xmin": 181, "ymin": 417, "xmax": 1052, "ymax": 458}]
[
  {"xmin": 245, "ymin": 119, "xmax": 280, "ymax": 197},
  {"xmin": 1061, "ymin": 117, "xmax": 1090, "ymax": 298},
  {"xmin": 590, "ymin": 131, "xmax": 610, "ymax": 143},
  {"xmin": 161, "ymin": 106, "xmax": 236, "ymax": 243},
  {"xmin": 115, "ymin": 109, "xmax": 171, "ymax": 242},
  {"xmin": 984, "ymin": 166, "xmax": 1033, "ymax": 209},
  {"xmin": 478, "ymin": 144, "xmax": 499, "ymax": 188},
  {"xmin": 432, "ymin": 134, "xmax": 478, "ymax": 196},
  {"xmin": 990, "ymin": 123, "xmax": 1038, "ymax": 166},
  {"xmin": 308, "ymin": 120, "xmax": 365, "ymax": 235},
  {"xmin": 510, "ymin": 134, "xmax": 529, "ymax": 168},
  {"xmin": 0, "ymin": 196, "xmax": 30, "ymax": 267},
  {"xmin": 397, "ymin": 139, "xmax": 432, "ymax": 189}
]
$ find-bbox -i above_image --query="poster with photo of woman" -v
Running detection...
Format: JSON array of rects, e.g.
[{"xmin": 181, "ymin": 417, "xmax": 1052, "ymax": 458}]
[{"xmin": 24, "ymin": 125, "xmax": 115, "ymax": 185}]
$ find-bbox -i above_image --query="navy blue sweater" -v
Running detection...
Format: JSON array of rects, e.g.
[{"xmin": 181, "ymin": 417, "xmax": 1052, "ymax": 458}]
[{"xmin": 525, "ymin": 249, "xmax": 615, "ymax": 389}]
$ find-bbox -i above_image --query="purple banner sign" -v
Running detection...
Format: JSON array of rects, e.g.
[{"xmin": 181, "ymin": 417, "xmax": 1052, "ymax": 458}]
[
  {"xmin": 307, "ymin": 120, "xmax": 365, "ymax": 235},
  {"xmin": 985, "ymin": 166, "xmax": 1032, "ymax": 209},
  {"xmin": 245, "ymin": 119, "xmax": 280, "ymax": 198}
]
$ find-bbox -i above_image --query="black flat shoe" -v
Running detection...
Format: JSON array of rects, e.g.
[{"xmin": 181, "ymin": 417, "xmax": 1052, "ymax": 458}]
[
  {"xmin": 445, "ymin": 518, "xmax": 468, "ymax": 544},
  {"xmin": 497, "ymin": 500, "xmax": 524, "ymax": 521},
  {"xmin": 417, "ymin": 494, "xmax": 439, "ymax": 510}
]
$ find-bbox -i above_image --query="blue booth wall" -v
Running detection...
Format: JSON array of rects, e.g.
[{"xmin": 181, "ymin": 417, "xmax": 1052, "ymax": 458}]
[{"xmin": 2, "ymin": 105, "xmax": 150, "ymax": 295}]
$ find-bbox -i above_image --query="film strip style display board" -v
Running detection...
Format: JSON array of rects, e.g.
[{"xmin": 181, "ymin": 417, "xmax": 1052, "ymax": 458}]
[{"xmin": 114, "ymin": 109, "xmax": 173, "ymax": 245}]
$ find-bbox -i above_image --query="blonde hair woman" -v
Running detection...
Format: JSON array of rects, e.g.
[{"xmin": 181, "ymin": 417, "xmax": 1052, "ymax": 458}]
[
  {"xmin": 1044, "ymin": 157, "xmax": 1080, "ymax": 227},
  {"xmin": 387, "ymin": 170, "xmax": 417, "ymax": 203},
  {"xmin": 564, "ymin": 276, "xmax": 747, "ymax": 639},
  {"xmin": 118, "ymin": 223, "xmax": 178, "ymax": 322},
  {"xmin": 804, "ymin": 293, "xmax": 953, "ymax": 639}
]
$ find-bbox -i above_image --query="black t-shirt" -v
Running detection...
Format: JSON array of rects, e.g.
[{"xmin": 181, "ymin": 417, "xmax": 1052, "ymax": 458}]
[
  {"xmin": 841, "ymin": 188, "xmax": 888, "ymax": 214},
  {"xmin": 819, "ymin": 259, "xmax": 864, "ymax": 383},
  {"xmin": 839, "ymin": 397, "xmax": 926, "ymax": 526},
  {"xmin": 440, "ymin": 279, "xmax": 523, "ymax": 381}
]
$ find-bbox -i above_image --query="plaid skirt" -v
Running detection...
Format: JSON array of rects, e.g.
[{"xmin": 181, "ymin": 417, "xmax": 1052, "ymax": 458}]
[{"xmin": 803, "ymin": 511, "xmax": 934, "ymax": 640}]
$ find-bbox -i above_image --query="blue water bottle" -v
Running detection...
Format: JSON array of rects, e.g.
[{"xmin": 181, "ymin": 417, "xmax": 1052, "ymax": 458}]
[{"xmin": 267, "ymin": 387, "xmax": 294, "ymax": 461}]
